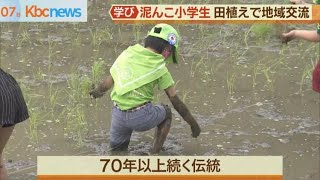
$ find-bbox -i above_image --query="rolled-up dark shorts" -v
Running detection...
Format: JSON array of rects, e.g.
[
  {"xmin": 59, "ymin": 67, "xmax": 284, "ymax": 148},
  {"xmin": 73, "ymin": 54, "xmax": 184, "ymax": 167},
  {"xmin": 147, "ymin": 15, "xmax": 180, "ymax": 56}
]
[
  {"xmin": 109, "ymin": 103, "xmax": 167, "ymax": 151},
  {"xmin": 0, "ymin": 69, "xmax": 29, "ymax": 127},
  {"xmin": 312, "ymin": 61, "xmax": 320, "ymax": 93}
]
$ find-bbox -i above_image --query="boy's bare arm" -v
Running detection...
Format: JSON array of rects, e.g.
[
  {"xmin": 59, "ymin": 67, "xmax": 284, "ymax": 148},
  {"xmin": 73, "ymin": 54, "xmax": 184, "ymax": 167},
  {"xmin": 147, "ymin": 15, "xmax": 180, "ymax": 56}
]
[
  {"xmin": 165, "ymin": 86, "xmax": 201, "ymax": 138},
  {"xmin": 281, "ymin": 1, "xmax": 320, "ymax": 43},
  {"xmin": 282, "ymin": 30, "xmax": 320, "ymax": 43},
  {"xmin": 90, "ymin": 75, "xmax": 114, "ymax": 98}
]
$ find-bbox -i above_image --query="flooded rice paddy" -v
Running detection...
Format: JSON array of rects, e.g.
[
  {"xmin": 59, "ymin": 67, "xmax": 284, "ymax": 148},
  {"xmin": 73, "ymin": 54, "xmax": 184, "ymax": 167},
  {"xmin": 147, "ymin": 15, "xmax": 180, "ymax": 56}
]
[{"xmin": 0, "ymin": 0, "xmax": 319, "ymax": 180}]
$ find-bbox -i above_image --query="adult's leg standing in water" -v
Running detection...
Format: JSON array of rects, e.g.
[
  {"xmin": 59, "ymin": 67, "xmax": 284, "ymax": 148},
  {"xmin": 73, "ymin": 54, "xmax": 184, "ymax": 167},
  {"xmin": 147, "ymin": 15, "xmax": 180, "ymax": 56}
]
[
  {"xmin": 0, "ymin": 125, "xmax": 15, "ymax": 180},
  {"xmin": 0, "ymin": 69, "xmax": 29, "ymax": 179},
  {"xmin": 0, "ymin": 19, "xmax": 28, "ymax": 180}
]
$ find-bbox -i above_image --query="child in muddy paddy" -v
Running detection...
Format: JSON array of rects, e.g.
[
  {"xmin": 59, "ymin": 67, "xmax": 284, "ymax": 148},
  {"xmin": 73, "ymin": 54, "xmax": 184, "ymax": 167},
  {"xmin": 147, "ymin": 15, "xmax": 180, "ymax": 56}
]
[
  {"xmin": 281, "ymin": 0, "xmax": 320, "ymax": 93},
  {"xmin": 90, "ymin": 23, "xmax": 201, "ymax": 153},
  {"xmin": 0, "ymin": 68, "xmax": 29, "ymax": 180}
]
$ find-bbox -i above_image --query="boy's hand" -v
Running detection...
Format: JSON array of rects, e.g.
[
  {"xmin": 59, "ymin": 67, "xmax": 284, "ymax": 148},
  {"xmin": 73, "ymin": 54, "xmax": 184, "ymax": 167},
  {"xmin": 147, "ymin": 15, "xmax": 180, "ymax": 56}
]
[
  {"xmin": 89, "ymin": 88, "xmax": 104, "ymax": 99},
  {"xmin": 190, "ymin": 122, "xmax": 201, "ymax": 138},
  {"xmin": 280, "ymin": 29, "xmax": 296, "ymax": 44}
]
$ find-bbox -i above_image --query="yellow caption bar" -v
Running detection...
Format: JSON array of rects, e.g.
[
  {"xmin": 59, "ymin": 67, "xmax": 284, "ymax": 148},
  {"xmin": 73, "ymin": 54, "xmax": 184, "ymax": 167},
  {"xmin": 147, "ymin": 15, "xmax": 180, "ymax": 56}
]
[
  {"xmin": 109, "ymin": 4, "xmax": 320, "ymax": 24},
  {"xmin": 37, "ymin": 156, "xmax": 282, "ymax": 177}
]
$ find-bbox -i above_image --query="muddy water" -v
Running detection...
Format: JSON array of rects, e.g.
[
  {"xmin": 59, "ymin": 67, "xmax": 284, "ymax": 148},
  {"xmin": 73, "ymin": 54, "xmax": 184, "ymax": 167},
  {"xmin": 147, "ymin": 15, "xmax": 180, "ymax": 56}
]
[{"xmin": 0, "ymin": 1, "xmax": 319, "ymax": 180}]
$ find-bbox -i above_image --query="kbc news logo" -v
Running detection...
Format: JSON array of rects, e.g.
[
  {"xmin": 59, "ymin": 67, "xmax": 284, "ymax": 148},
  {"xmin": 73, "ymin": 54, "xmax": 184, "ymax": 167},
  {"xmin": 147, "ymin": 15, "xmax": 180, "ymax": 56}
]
[{"xmin": 26, "ymin": 5, "xmax": 82, "ymax": 17}]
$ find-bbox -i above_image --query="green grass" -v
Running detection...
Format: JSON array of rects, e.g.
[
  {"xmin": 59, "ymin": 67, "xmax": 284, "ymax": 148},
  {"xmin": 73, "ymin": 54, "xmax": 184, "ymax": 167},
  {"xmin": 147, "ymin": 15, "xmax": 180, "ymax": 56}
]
[{"xmin": 250, "ymin": 24, "xmax": 273, "ymax": 38}]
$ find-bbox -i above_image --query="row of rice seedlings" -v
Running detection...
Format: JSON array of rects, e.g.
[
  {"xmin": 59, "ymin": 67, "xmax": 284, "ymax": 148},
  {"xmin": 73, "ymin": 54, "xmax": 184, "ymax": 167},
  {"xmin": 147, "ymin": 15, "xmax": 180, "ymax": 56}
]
[
  {"xmin": 187, "ymin": 23, "xmax": 289, "ymax": 96},
  {"xmin": 23, "ymin": 90, "xmax": 48, "ymax": 144},
  {"xmin": 90, "ymin": 28, "xmax": 113, "ymax": 50},
  {"xmin": 296, "ymin": 39, "xmax": 318, "ymax": 93},
  {"xmin": 278, "ymin": 40, "xmax": 317, "ymax": 94},
  {"xmin": 19, "ymin": 82, "xmax": 48, "ymax": 144},
  {"xmin": 299, "ymin": 63, "xmax": 314, "ymax": 94},
  {"xmin": 62, "ymin": 60, "xmax": 107, "ymax": 145},
  {"xmin": 28, "ymin": 60, "xmax": 106, "ymax": 145},
  {"xmin": 65, "ymin": 105, "xmax": 88, "ymax": 146}
]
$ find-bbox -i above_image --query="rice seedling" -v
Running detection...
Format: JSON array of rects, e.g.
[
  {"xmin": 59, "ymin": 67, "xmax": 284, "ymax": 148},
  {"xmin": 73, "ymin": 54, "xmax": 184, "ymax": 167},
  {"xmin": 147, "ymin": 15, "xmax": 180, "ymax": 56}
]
[
  {"xmin": 182, "ymin": 89, "xmax": 191, "ymax": 103},
  {"xmin": 26, "ymin": 98, "xmax": 49, "ymax": 144},
  {"xmin": 91, "ymin": 60, "xmax": 105, "ymax": 85},
  {"xmin": 47, "ymin": 39, "xmax": 58, "ymax": 76},
  {"xmin": 198, "ymin": 24, "xmax": 207, "ymax": 38},
  {"xmin": 80, "ymin": 76, "xmax": 93, "ymax": 97},
  {"xmin": 251, "ymin": 64, "xmax": 262, "ymax": 89},
  {"xmin": 243, "ymin": 25, "xmax": 253, "ymax": 48},
  {"xmin": 48, "ymin": 83, "xmax": 61, "ymax": 110},
  {"xmin": 34, "ymin": 67, "xmax": 46, "ymax": 81},
  {"xmin": 104, "ymin": 27, "xmax": 114, "ymax": 40},
  {"xmin": 17, "ymin": 29, "xmax": 31, "ymax": 47},
  {"xmin": 190, "ymin": 57, "xmax": 205, "ymax": 77},
  {"xmin": 90, "ymin": 29, "xmax": 101, "ymax": 49},
  {"xmin": 133, "ymin": 24, "xmax": 142, "ymax": 42},
  {"xmin": 67, "ymin": 70, "xmax": 96, "ymax": 104},
  {"xmin": 73, "ymin": 33, "xmax": 82, "ymax": 47},
  {"xmin": 90, "ymin": 28, "xmax": 112, "ymax": 49},
  {"xmin": 226, "ymin": 70, "xmax": 236, "ymax": 96},
  {"xmin": 117, "ymin": 25, "xmax": 123, "ymax": 41},
  {"xmin": 262, "ymin": 68, "xmax": 274, "ymax": 92},
  {"xmin": 67, "ymin": 73, "xmax": 83, "ymax": 103},
  {"xmin": 27, "ymin": 108, "xmax": 42, "ymax": 143}
]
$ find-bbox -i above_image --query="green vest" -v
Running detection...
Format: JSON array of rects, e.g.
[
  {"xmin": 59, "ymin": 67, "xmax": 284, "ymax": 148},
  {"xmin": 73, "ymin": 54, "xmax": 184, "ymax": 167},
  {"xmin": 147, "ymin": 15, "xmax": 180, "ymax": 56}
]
[{"xmin": 110, "ymin": 44, "xmax": 168, "ymax": 96}]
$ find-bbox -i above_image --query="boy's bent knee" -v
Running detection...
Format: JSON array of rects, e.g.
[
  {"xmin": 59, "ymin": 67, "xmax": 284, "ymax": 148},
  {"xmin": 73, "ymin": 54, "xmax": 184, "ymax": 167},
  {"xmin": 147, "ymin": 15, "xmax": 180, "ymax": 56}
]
[{"xmin": 161, "ymin": 104, "xmax": 172, "ymax": 121}]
